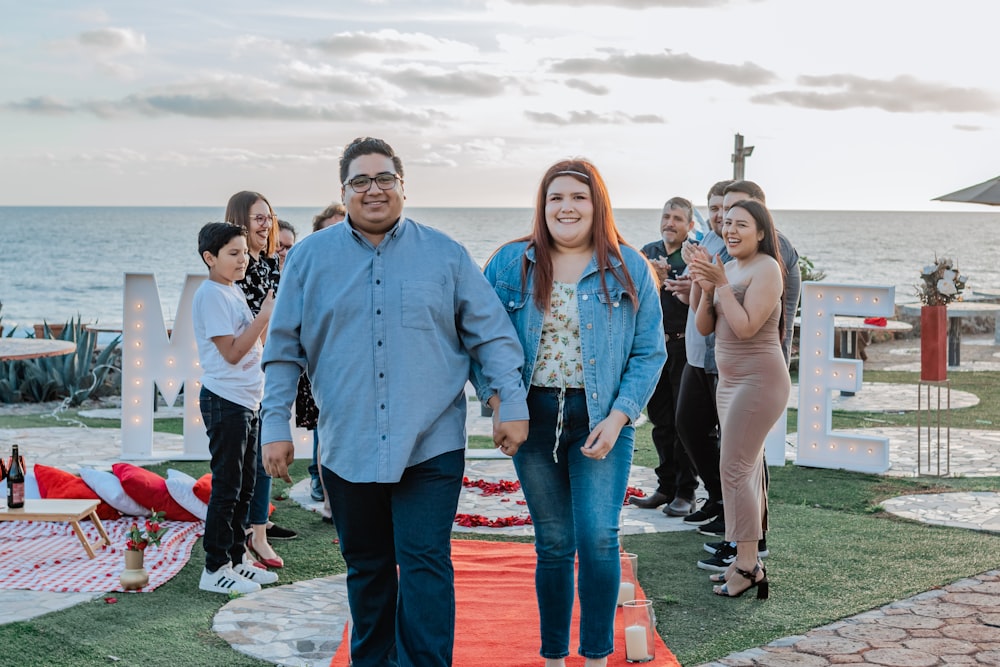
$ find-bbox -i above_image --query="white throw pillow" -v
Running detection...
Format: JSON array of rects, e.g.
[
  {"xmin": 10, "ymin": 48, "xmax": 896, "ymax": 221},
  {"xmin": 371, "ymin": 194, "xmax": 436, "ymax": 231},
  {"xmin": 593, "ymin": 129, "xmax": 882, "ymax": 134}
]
[
  {"xmin": 1, "ymin": 474, "xmax": 40, "ymax": 502},
  {"xmin": 165, "ymin": 469, "xmax": 207, "ymax": 521},
  {"xmin": 26, "ymin": 473, "xmax": 40, "ymax": 499},
  {"xmin": 79, "ymin": 467, "xmax": 150, "ymax": 517}
]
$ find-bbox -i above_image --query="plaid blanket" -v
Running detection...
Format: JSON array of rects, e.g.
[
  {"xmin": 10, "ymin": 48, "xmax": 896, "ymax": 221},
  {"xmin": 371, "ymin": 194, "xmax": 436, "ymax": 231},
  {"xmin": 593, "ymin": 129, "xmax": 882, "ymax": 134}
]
[{"xmin": 0, "ymin": 518, "xmax": 202, "ymax": 593}]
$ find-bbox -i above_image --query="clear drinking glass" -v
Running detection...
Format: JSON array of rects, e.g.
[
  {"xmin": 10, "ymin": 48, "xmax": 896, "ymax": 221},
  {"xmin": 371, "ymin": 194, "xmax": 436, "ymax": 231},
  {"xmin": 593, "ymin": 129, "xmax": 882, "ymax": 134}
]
[
  {"xmin": 617, "ymin": 552, "xmax": 638, "ymax": 606},
  {"xmin": 623, "ymin": 599, "xmax": 655, "ymax": 663}
]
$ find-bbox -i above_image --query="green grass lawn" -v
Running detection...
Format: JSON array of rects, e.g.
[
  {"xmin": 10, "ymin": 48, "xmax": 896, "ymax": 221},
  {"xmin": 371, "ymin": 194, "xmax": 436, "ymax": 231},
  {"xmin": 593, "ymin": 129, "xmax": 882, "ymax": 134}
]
[{"xmin": 0, "ymin": 369, "xmax": 998, "ymax": 665}]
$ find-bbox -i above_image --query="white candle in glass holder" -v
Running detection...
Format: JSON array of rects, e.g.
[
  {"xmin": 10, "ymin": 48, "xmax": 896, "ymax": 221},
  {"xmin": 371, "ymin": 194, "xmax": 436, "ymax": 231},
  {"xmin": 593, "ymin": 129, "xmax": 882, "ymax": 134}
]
[
  {"xmin": 617, "ymin": 581, "xmax": 636, "ymax": 606},
  {"xmin": 624, "ymin": 624, "xmax": 649, "ymax": 661}
]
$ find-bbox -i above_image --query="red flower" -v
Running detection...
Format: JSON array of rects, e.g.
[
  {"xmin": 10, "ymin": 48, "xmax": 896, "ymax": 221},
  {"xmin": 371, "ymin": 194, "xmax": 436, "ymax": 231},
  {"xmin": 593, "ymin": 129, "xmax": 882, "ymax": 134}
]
[
  {"xmin": 125, "ymin": 510, "xmax": 168, "ymax": 551},
  {"xmin": 623, "ymin": 486, "xmax": 646, "ymax": 505},
  {"xmin": 462, "ymin": 477, "xmax": 521, "ymax": 496},
  {"xmin": 454, "ymin": 513, "xmax": 533, "ymax": 528}
]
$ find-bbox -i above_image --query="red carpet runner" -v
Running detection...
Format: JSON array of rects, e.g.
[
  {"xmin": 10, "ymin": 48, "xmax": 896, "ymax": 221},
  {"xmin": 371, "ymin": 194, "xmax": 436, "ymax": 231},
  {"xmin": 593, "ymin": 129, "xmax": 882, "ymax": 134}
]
[{"xmin": 331, "ymin": 539, "xmax": 678, "ymax": 666}]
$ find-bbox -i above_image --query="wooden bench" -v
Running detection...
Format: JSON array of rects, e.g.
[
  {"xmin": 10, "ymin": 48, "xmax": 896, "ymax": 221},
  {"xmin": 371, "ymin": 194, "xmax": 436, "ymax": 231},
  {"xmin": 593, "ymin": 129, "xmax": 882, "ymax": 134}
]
[{"xmin": 0, "ymin": 499, "xmax": 111, "ymax": 559}]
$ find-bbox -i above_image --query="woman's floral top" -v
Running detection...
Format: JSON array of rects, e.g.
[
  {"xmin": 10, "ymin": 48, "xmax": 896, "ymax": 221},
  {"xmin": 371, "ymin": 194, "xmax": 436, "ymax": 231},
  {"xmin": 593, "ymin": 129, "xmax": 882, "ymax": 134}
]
[
  {"xmin": 237, "ymin": 252, "xmax": 280, "ymax": 316},
  {"xmin": 295, "ymin": 373, "xmax": 319, "ymax": 430},
  {"xmin": 530, "ymin": 282, "xmax": 584, "ymax": 389}
]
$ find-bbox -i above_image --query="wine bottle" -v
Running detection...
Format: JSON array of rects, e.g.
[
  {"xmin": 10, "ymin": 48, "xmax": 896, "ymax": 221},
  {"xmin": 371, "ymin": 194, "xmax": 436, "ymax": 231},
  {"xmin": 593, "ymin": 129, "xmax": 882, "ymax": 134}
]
[{"xmin": 6, "ymin": 444, "xmax": 24, "ymax": 509}]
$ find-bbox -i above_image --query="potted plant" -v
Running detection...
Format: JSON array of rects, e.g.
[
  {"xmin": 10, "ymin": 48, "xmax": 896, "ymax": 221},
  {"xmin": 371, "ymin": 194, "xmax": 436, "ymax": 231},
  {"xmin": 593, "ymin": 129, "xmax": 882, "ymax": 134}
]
[
  {"xmin": 915, "ymin": 257, "xmax": 967, "ymax": 381},
  {"xmin": 120, "ymin": 510, "xmax": 168, "ymax": 590}
]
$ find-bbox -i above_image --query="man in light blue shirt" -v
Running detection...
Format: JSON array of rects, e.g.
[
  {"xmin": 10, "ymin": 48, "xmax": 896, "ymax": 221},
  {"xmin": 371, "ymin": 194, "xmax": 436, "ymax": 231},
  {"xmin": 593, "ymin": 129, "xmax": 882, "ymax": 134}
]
[{"xmin": 260, "ymin": 137, "xmax": 529, "ymax": 667}]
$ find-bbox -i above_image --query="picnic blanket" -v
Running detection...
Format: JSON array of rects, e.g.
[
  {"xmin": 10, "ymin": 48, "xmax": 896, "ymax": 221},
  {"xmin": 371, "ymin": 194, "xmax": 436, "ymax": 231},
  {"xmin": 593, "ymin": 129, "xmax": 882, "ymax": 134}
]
[
  {"xmin": 0, "ymin": 518, "xmax": 202, "ymax": 593},
  {"xmin": 330, "ymin": 540, "xmax": 679, "ymax": 667}
]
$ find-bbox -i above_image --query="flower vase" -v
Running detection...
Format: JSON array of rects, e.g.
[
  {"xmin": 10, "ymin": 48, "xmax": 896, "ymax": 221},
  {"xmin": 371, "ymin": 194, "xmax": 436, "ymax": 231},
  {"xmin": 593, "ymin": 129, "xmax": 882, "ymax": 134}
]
[
  {"xmin": 920, "ymin": 305, "xmax": 947, "ymax": 381},
  {"xmin": 120, "ymin": 550, "xmax": 149, "ymax": 591}
]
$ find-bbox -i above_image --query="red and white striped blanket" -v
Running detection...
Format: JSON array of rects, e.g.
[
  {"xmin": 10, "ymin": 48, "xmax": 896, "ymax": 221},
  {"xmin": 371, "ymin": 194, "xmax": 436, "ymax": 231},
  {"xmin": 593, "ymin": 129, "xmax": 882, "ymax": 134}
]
[{"xmin": 0, "ymin": 518, "xmax": 202, "ymax": 593}]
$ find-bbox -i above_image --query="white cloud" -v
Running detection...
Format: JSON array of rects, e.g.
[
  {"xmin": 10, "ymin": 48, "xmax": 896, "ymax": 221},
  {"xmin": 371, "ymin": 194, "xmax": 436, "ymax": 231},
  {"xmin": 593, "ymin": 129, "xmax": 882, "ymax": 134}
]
[
  {"xmin": 408, "ymin": 152, "xmax": 460, "ymax": 168},
  {"xmin": 550, "ymin": 50, "xmax": 776, "ymax": 86},
  {"xmin": 752, "ymin": 74, "xmax": 999, "ymax": 114},
  {"xmin": 116, "ymin": 93, "xmax": 452, "ymax": 123},
  {"xmin": 40, "ymin": 146, "xmax": 343, "ymax": 170},
  {"xmin": 282, "ymin": 61, "xmax": 392, "ymax": 97},
  {"xmin": 312, "ymin": 29, "xmax": 479, "ymax": 60},
  {"xmin": 524, "ymin": 110, "xmax": 664, "ymax": 125},
  {"xmin": 68, "ymin": 26, "xmax": 147, "ymax": 79},
  {"xmin": 4, "ymin": 89, "xmax": 452, "ymax": 124},
  {"xmin": 3, "ymin": 96, "xmax": 75, "ymax": 114},
  {"xmin": 78, "ymin": 27, "xmax": 146, "ymax": 54},
  {"xmin": 382, "ymin": 66, "xmax": 511, "ymax": 97},
  {"xmin": 565, "ymin": 78, "xmax": 609, "ymax": 95},
  {"xmin": 232, "ymin": 35, "xmax": 298, "ymax": 59}
]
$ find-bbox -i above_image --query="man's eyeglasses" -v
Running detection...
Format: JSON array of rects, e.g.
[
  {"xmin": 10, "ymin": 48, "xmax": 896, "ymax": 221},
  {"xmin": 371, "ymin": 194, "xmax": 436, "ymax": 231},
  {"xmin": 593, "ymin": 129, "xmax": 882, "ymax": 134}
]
[
  {"xmin": 344, "ymin": 173, "xmax": 401, "ymax": 193},
  {"xmin": 249, "ymin": 214, "xmax": 273, "ymax": 225}
]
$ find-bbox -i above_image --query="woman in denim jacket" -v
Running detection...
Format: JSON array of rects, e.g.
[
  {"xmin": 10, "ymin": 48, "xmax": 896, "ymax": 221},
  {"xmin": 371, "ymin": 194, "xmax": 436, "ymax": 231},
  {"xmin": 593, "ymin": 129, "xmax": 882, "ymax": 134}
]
[{"xmin": 472, "ymin": 160, "xmax": 665, "ymax": 666}]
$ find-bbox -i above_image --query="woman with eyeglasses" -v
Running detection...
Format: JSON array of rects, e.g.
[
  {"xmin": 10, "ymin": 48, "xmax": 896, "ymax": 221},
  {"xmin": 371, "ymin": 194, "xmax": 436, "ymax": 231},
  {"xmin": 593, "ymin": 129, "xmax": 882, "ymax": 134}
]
[
  {"xmin": 225, "ymin": 190, "xmax": 297, "ymax": 570},
  {"xmin": 472, "ymin": 160, "xmax": 665, "ymax": 666}
]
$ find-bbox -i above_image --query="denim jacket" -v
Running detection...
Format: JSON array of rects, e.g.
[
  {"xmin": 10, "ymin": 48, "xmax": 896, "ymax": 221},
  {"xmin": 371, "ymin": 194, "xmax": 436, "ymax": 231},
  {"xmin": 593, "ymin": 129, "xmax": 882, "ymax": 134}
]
[{"xmin": 472, "ymin": 241, "xmax": 665, "ymax": 431}]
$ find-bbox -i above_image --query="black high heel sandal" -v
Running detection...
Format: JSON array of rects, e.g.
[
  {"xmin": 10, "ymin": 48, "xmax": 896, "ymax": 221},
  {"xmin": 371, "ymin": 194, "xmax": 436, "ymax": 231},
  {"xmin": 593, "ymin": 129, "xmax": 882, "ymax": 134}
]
[{"xmin": 713, "ymin": 563, "xmax": 768, "ymax": 600}]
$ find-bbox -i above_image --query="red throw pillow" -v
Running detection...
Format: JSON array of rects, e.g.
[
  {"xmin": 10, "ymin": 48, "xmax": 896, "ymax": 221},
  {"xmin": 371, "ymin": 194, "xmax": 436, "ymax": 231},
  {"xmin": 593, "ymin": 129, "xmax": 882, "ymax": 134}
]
[
  {"xmin": 191, "ymin": 473, "xmax": 274, "ymax": 516},
  {"xmin": 34, "ymin": 464, "xmax": 120, "ymax": 520},
  {"xmin": 111, "ymin": 463, "xmax": 199, "ymax": 522},
  {"xmin": 192, "ymin": 473, "xmax": 212, "ymax": 504}
]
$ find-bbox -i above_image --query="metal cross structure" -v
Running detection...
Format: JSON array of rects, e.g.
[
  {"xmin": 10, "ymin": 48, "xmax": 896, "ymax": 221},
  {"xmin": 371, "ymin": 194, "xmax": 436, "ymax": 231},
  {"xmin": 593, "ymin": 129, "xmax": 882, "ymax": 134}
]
[{"xmin": 731, "ymin": 133, "xmax": 754, "ymax": 180}]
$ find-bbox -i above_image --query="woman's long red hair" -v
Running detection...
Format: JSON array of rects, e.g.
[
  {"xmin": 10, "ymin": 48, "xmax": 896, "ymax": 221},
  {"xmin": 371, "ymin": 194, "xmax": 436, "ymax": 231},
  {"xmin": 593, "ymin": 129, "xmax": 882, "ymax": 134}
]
[{"xmin": 518, "ymin": 159, "xmax": 638, "ymax": 312}]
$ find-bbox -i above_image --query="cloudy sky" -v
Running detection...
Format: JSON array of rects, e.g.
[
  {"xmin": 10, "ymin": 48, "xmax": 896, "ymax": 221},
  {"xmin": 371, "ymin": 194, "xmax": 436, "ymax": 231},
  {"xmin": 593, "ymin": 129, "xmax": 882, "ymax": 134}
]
[{"xmin": 2, "ymin": 0, "xmax": 997, "ymax": 210}]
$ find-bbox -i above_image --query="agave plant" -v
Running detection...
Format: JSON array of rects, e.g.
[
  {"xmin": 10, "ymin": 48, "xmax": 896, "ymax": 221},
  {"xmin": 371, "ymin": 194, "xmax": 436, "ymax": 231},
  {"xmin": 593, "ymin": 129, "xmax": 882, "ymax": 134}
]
[{"xmin": 1, "ymin": 316, "xmax": 121, "ymax": 405}]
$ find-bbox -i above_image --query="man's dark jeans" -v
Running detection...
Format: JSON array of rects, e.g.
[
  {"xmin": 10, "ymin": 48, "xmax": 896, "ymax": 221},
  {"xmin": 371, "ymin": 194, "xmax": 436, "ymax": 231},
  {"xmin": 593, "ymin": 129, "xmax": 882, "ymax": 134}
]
[
  {"xmin": 323, "ymin": 449, "xmax": 464, "ymax": 667},
  {"xmin": 646, "ymin": 336, "xmax": 698, "ymax": 500},
  {"xmin": 200, "ymin": 386, "xmax": 257, "ymax": 573},
  {"xmin": 675, "ymin": 362, "xmax": 723, "ymax": 503}
]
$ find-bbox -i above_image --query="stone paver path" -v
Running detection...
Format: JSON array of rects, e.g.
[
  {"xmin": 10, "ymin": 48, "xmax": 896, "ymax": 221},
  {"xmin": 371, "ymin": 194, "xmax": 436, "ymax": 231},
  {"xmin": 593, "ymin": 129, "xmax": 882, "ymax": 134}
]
[
  {"xmin": 883, "ymin": 492, "xmax": 1000, "ymax": 532},
  {"xmin": 786, "ymin": 427, "xmax": 1000, "ymax": 478},
  {"xmin": 786, "ymin": 382, "xmax": 979, "ymax": 412},
  {"xmin": 214, "ymin": 575, "xmax": 350, "ymax": 667},
  {"xmin": 694, "ymin": 570, "xmax": 1000, "ymax": 667}
]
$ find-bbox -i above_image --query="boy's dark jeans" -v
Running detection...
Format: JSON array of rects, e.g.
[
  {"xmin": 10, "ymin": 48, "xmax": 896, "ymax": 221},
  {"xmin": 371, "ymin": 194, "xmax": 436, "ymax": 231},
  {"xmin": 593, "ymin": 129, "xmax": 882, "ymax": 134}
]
[{"xmin": 200, "ymin": 386, "xmax": 258, "ymax": 572}]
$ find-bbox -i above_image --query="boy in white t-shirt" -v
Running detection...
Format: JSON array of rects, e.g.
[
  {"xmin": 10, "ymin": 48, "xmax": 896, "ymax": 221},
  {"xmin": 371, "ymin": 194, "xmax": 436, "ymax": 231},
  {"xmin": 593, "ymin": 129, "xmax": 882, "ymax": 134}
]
[{"xmin": 193, "ymin": 222, "xmax": 279, "ymax": 594}]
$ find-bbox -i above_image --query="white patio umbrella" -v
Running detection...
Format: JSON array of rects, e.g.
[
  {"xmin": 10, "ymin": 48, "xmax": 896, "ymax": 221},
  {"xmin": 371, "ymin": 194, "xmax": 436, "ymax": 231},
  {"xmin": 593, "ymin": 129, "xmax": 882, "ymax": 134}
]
[{"xmin": 933, "ymin": 175, "xmax": 1000, "ymax": 206}]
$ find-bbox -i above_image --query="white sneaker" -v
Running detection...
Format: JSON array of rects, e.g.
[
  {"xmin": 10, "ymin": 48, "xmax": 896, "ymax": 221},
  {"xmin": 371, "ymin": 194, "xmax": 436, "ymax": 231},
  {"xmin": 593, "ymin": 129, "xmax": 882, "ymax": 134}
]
[
  {"xmin": 199, "ymin": 563, "xmax": 261, "ymax": 595},
  {"xmin": 233, "ymin": 561, "xmax": 279, "ymax": 585}
]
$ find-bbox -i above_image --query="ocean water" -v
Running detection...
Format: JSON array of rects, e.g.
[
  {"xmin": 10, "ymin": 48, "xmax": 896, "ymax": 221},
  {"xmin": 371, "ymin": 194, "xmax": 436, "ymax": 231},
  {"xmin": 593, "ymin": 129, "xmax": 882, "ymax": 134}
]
[{"xmin": 2, "ymin": 206, "xmax": 999, "ymax": 330}]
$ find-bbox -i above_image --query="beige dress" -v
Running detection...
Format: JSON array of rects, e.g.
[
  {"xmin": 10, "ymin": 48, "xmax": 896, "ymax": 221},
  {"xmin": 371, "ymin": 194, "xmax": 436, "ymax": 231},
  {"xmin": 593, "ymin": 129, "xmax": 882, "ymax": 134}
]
[{"xmin": 714, "ymin": 284, "xmax": 790, "ymax": 543}]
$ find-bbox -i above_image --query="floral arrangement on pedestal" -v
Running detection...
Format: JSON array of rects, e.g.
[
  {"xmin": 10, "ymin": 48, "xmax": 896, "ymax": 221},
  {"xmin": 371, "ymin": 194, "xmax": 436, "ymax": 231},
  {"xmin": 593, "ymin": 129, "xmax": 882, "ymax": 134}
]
[
  {"xmin": 916, "ymin": 256, "xmax": 967, "ymax": 306},
  {"xmin": 916, "ymin": 257, "xmax": 967, "ymax": 382}
]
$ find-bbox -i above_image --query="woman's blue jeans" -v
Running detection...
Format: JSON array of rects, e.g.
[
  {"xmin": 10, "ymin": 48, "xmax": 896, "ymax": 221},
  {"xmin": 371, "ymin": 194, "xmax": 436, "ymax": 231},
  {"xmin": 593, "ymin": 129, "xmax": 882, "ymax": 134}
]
[
  {"xmin": 245, "ymin": 427, "xmax": 271, "ymax": 527},
  {"xmin": 308, "ymin": 430, "xmax": 320, "ymax": 482},
  {"xmin": 513, "ymin": 387, "xmax": 634, "ymax": 660}
]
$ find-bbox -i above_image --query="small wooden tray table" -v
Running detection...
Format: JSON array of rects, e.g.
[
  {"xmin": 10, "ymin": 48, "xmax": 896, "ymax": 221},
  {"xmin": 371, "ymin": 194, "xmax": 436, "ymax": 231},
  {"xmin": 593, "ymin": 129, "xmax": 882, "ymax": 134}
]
[{"xmin": 0, "ymin": 499, "xmax": 111, "ymax": 559}]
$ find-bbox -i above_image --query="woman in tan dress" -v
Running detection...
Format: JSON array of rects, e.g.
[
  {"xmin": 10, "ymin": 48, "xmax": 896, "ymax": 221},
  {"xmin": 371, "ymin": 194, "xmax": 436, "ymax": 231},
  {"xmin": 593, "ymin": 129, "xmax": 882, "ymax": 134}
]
[{"xmin": 688, "ymin": 198, "xmax": 789, "ymax": 599}]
